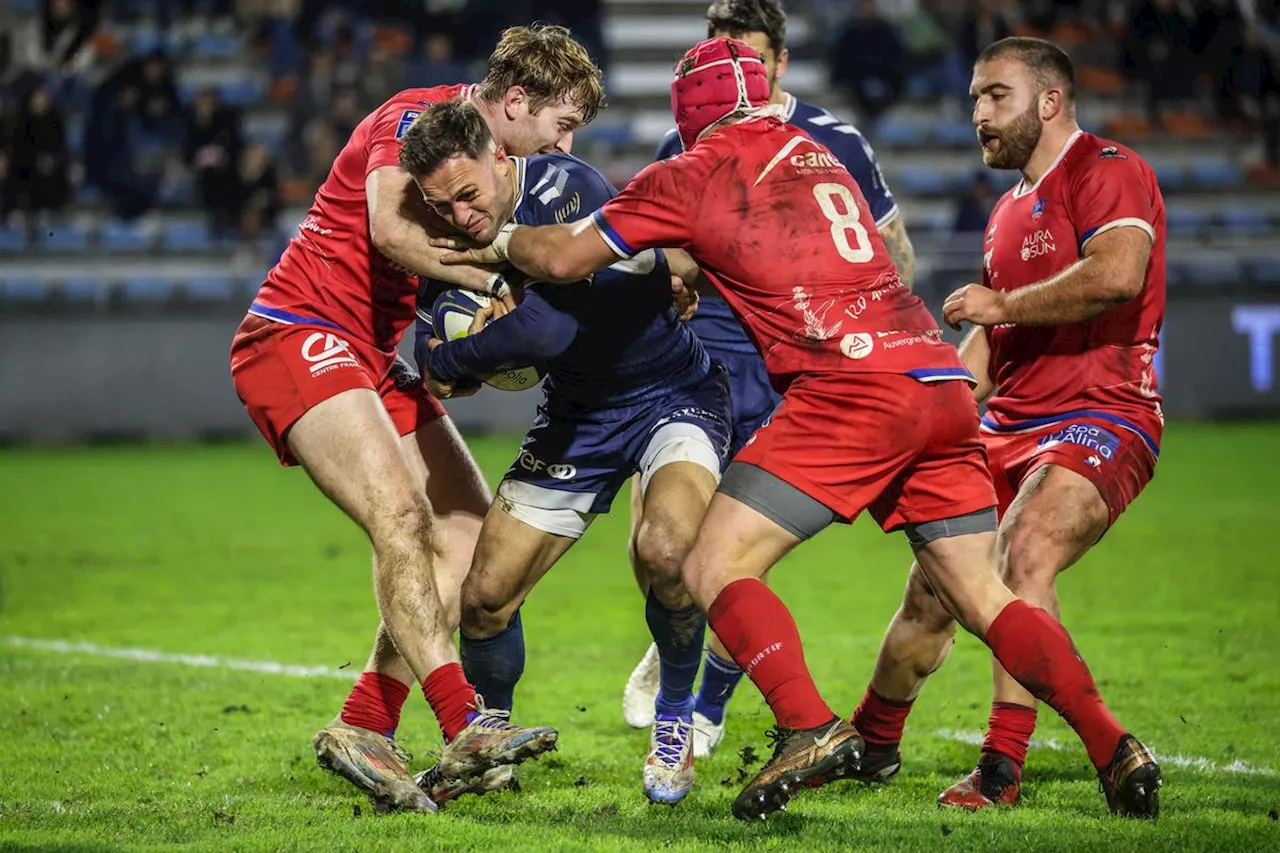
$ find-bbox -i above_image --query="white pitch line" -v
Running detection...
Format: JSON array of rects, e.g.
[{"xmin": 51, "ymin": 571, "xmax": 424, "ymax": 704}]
[
  {"xmin": 4, "ymin": 636, "xmax": 356, "ymax": 681},
  {"xmin": 932, "ymin": 728, "xmax": 1278, "ymax": 777}
]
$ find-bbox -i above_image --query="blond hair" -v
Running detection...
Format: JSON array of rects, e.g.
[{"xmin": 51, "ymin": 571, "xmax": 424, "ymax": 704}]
[{"xmin": 475, "ymin": 24, "xmax": 605, "ymax": 125}]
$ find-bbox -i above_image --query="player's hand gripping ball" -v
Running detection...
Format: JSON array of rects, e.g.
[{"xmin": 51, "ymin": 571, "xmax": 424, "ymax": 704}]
[{"xmin": 430, "ymin": 288, "xmax": 545, "ymax": 392}]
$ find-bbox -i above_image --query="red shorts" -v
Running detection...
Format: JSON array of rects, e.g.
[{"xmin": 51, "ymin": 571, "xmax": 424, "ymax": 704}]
[
  {"xmin": 229, "ymin": 315, "xmax": 445, "ymax": 466},
  {"xmin": 981, "ymin": 416, "xmax": 1158, "ymax": 526},
  {"xmin": 734, "ymin": 372, "xmax": 997, "ymax": 532}
]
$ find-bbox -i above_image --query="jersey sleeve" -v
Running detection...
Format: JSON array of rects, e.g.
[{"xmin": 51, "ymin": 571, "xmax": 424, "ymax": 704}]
[
  {"xmin": 590, "ymin": 157, "xmax": 696, "ymax": 258},
  {"xmin": 654, "ymin": 129, "xmax": 682, "ymax": 162},
  {"xmin": 1070, "ymin": 153, "xmax": 1157, "ymax": 251},
  {"xmin": 521, "ymin": 154, "xmax": 618, "ymax": 227},
  {"xmin": 423, "ymin": 287, "xmax": 578, "ymax": 381},
  {"xmin": 366, "ymin": 102, "xmax": 424, "ymax": 175},
  {"xmin": 823, "ymin": 130, "xmax": 899, "ymax": 227}
]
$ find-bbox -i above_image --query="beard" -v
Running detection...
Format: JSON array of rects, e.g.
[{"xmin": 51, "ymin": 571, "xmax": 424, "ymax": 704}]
[{"xmin": 979, "ymin": 101, "xmax": 1043, "ymax": 170}]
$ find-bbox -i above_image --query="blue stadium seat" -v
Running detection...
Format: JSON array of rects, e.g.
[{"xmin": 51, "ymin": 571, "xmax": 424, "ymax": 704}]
[
  {"xmin": 5, "ymin": 0, "xmax": 37, "ymax": 12},
  {"xmin": 1246, "ymin": 258, "xmax": 1280, "ymax": 284},
  {"xmin": 932, "ymin": 121, "xmax": 976, "ymax": 147},
  {"xmin": 65, "ymin": 118, "xmax": 85, "ymax": 153},
  {"xmin": 61, "ymin": 277, "xmax": 111, "ymax": 303},
  {"xmin": 1188, "ymin": 159, "xmax": 1244, "ymax": 189},
  {"xmin": 0, "ymin": 277, "xmax": 49, "ymax": 301},
  {"xmin": 875, "ymin": 119, "xmax": 925, "ymax": 148},
  {"xmin": 38, "ymin": 224, "xmax": 91, "ymax": 253},
  {"xmin": 159, "ymin": 178, "xmax": 196, "ymax": 206},
  {"xmin": 129, "ymin": 30, "xmax": 165, "ymax": 56},
  {"xmin": 122, "ymin": 276, "xmax": 177, "ymax": 302},
  {"xmin": 893, "ymin": 166, "xmax": 952, "ymax": 195},
  {"xmin": 244, "ymin": 121, "xmax": 287, "ymax": 148},
  {"xmin": 1148, "ymin": 161, "xmax": 1184, "ymax": 192},
  {"xmin": 905, "ymin": 74, "xmax": 933, "ymax": 100},
  {"xmin": 1219, "ymin": 204, "xmax": 1271, "ymax": 235},
  {"xmin": 1177, "ymin": 257, "xmax": 1240, "ymax": 287},
  {"xmin": 177, "ymin": 81, "xmax": 198, "ymax": 104},
  {"xmin": 100, "ymin": 221, "xmax": 154, "ymax": 253},
  {"xmin": 219, "ymin": 78, "xmax": 265, "ymax": 106},
  {"xmin": 0, "ymin": 227, "xmax": 28, "ymax": 253},
  {"xmin": 1165, "ymin": 207, "xmax": 1206, "ymax": 235},
  {"xmin": 579, "ymin": 122, "xmax": 633, "ymax": 147},
  {"xmin": 162, "ymin": 221, "xmax": 213, "ymax": 252},
  {"xmin": 186, "ymin": 276, "xmax": 236, "ymax": 301},
  {"xmin": 192, "ymin": 33, "xmax": 242, "ymax": 60}
]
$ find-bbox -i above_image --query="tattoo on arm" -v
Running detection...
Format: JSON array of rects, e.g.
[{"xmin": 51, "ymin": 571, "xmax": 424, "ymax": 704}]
[{"xmin": 878, "ymin": 216, "xmax": 916, "ymax": 291}]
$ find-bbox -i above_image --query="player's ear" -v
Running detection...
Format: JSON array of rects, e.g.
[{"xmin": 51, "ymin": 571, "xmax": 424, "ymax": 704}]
[
  {"xmin": 1041, "ymin": 87, "xmax": 1063, "ymax": 121},
  {"xmin": 776, "ymin": 47, "xmax": 789, "ymax": 82},
  {"xmin": 502, "ymin": 85, "xmax": 528, "ymax": 120}
]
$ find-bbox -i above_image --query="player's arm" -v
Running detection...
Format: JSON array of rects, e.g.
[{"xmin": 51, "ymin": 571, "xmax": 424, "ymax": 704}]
[
  {"xmin": 944, "ymin": 226, "xmax": 1151, "ymax": 328},
  {"xmin": 367, "ymin": 166, "xmax": 506, "ymax": 291},
  {"xmin": 957, "ymin": 325, "xmax": 994, "ymax": 402},
  {"xmin": 422, "ymin": 288, "xmax": 578, "ymax": 382},
  {"xmin": 877, "ymin": 215, "xmax": 916, "ymax": 291}
]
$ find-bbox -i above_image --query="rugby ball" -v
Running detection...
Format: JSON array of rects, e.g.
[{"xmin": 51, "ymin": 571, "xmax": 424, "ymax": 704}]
[{"xmin": 430, "ymin": 288, "xmax": 544, "ymax": 392}]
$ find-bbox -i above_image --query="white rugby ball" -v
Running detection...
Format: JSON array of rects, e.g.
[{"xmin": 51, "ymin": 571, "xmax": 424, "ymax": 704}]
[{"xmin": 431, "ymin": 288, "xmax": 544, "ymax": 392}]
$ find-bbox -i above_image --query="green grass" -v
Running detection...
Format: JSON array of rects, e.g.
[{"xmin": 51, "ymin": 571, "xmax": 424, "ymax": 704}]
[{"xmin": 2, "ymin": 423, "xmax": 1279, "ymax": 851}]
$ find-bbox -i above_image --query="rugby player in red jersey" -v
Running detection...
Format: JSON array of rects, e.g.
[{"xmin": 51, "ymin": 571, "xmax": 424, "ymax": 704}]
[
  {"xmin": 228, "ymin": 24, "xmax": 604, "ymax": 813},
  {"xmin": 433, "ymin": 37, "xmax": 1162, "ymax": 821},
  {"xmin": 847, "ymin": 36, "xmax": 1168, "ymax": 813}
]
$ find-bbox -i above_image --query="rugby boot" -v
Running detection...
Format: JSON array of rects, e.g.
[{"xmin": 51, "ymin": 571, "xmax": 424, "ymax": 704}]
[
  {"xmin": 437, "ymin": 703, "xmax": 558, "ymax": 779},
  {"xmin": 691, "ymin": 709, "xmax": 726, "ymax": 759},
  {"xmin": 1098, "ymin": 734, "xmax": 1162, "ymax": 819},
  {"xmin": 643, "ymin": 713, "xmax": 696, "ymax": 805},
  {"xmin": 623, "ymin": 643, "xmax": 660, "ymax": 729},
  {"xmin": 731, "ymin": 717, "xmax": 864, "ymax": 821},
  {"xmin": 313, "ymin": 718, "xmax": 437, "ymax": 813},
  {"xmin": 938, "ymin": 752, "xmax": 1020, "ymax": 810},
  {"xmin": 849, "ymin": 743, "xmax": 902, "ymax": 784},
  {"xmin": 415, "ymin": 763, "xmax": 517, "ymax": 805}
]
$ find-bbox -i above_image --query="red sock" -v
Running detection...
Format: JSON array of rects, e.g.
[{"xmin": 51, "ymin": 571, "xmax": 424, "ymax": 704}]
[
  {"xmin": 851, "ymin": 687, "xmax": 914, "ymax": 750},
  {"xmin": 421, "ymin": 663, "xmax": 478, "ymax": 741},
  {"xmin": 983, "ymin": 600, "xmax": 1124, "ymax": 769},
  {"xmin": 982, "ymin": 702, "xmax": 1037, "ymax": 776},
  {"xmin": 707, "ymin": 578, "xmax": 834, "ymax": 730},
  {"xmin": 340, "ymin": 672, "xmax": 410, "ymax": 737}
]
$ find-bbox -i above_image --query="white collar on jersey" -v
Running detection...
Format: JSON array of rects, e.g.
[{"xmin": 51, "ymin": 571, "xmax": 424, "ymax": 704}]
[
  {"xmin": 1012, "ymin": 128, "xmax": 1084, "ymax": 198},
  {"xmin": 507, "ymin": 155, "xmax": 528, "ymax": 216},
  {"xmin": 697, "ymin": 103, "xmax": 790, "ymax": 143},
  {"xmin": 781, "ymin": 92, "xmax": 798, "ymax": 121}
]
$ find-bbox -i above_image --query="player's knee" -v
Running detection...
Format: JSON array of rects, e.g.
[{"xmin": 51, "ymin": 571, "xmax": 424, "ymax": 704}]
[
  {"xmin": 634, "ymin": 513, "xmax": 695, "ymax": 596},
  {"xmin": 370, "ymin": 496, "xmax": 441, "ymax": 563},
  {"xmin": 901, "ymin": 571, "xmax": 957, "ymax": 636},
  {"xmin": 459, "ymin": 576, "xmax": 518, "ymax": 639}
]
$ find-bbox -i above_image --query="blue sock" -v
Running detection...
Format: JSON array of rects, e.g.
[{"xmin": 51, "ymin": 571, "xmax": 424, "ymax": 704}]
[
  {"xmin": 459, "ymin": 609, "xmax": 524, "ymax": 713},
  {"xmin": 694, "ymin": 650, "xmax": 744, "ymax": 725},
  {"xmin": 645, "ymin": 590, "xmax": 706, "ymax": 719}
]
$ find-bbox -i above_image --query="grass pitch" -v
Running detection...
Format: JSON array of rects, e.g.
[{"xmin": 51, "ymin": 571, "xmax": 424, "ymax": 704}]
[{"xmin": 1, "ymin": 423, "xmax": 1279, "ymax": 851}]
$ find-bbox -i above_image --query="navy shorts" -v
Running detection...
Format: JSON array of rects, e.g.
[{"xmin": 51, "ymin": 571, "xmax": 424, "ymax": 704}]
[
  {"xmin": 712, "ymin": 347, "xmax": 781, "ymax": 456},
  {"xmin": 501, "ymin": 362, "xmax": 733, "ymax": 520}
]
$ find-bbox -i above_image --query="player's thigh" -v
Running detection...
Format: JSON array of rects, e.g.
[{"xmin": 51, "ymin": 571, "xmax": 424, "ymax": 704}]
[
  {"xmin": 911, "ymin": 529, "xmax": 1009, "ymax": 635},
  {"xmin": 461, "ymin": 494, "xmax": 580, "ymax": 635},
  {"xmin": 999, "ymin": 463, "xmax": 1110, "ymax": 584},
  {"xmin": 633, "ymin": 418, "xmax": 725, "ymax": 573},
  {"xmin": 286, "ymin": 387, "xmax": 426, "ymax": 539},
  {"xmin": 682, "ymin": 463, "xmax": 827, "ymax": 609}
]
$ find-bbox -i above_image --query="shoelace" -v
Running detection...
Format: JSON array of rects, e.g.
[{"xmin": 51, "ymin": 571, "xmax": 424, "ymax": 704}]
[
  {"xmin": 652, "ymin": 718, "xmax": 693, "ymax": 767},
  {"xmin": 763, "ymin": 726, "xmax": 792, "ymax": 763},
  {"xmin": 471, "ymin": 707, "xmax": 519, "ymax": 731},
  {"xmin": 385, "ymin": 739, "xmax": 413, "ymax": 764}
]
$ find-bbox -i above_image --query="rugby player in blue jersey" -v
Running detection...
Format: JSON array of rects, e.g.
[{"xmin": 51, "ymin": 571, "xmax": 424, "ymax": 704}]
[
  {"xmin": 622, "ymin": 0, "xmax": 918, "ymax": 759},
  {"xmin": 398, "ymin": 100, "xmax": 732, "ymax": 806}
]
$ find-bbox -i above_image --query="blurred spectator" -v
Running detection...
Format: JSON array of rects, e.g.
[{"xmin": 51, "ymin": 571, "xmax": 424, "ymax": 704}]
[
  {"xmin": 84, "ymin": 70, "xmax": 159, "ymax": 220},
  {"xmin": 302, "ymin": 83, "xmax": 361, "ymax": 182},
  {"xmin": 285, "ymin": 46, "xmax": 337, "ymax": 174},
  {"xmin": 0, "ymin": 92, "xmax": 14, "ymax": 223},
  {"xmin": 533, "ymin": 0, "xmax": 609, "ymax": 72},
  {"xmin": 12, "ymin": 0, "xmax": 99, "ymax": 79},
  {"xmin": 829, "ymin": 0, "xmax": 906, "ymax": 125},
  {"xmin": 1123, "ymin": 0, "xmax": 1197, "ymax": 126},
  {"xmin": 899, "ymin": 0, "xmax": 969, "ymax": 100},
  {"xmin": 402, "ymin": 33, "xmax": 469, "ymax": 89},
  {"xmin": 1193, "ymin": 0, "xmax": 1252, "ymax": 122},
  {"xmin": 959, "ymin": 0, "xmax": 1015, "ymax": 70},
  {"xmin": 360, "ymin": 41, "xmax": 404, "ymax": 108},
  {"xmin": 230, "ymin": 142, "xmax": 281, "ymax": 242},
  {"xmin": 952, "ymin": 170, "xmax": 998, "ymax": 235},
  {"xmin": 184, "ymin": 88, "xmax": 244, "ymax": 235},
  {"xmin": 6, "ymin": 82, "xmax": 72, "ymax": 222}
]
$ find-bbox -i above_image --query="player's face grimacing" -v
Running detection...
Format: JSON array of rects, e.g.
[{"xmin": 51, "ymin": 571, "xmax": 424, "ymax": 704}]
[
  {"xmin": 970, "ymin": 57, "xmax": 1043, "ymax": 171},
  {"xmin": 710, "ymin": 29, "xmax": 786, "ymax": 98},
  {"xmin": 417, "ymin": 150, "xmax": 518, "ymax": 245}
]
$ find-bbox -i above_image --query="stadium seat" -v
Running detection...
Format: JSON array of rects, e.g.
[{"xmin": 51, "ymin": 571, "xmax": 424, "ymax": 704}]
[
  {"xmin": 1177, "ymin": 257, "xmax": 1240, "ymax": 287},
  {"xmin": 893, "ymin": 166, "xmax": 953, "ymax": 196},
  {"xmin": 580, "ymin": 122, "xmax": 634, "ymax": 147},
  {"xmin": 186, "ymin": 276, "xmax": 236, "ymax": 301},
  {"xmin": 60, "ymin": 277, "xmax": 111, "ymax": 303},
  {"xmin": 159, "ymin": 179, "xmax": 196, "ymax": 206},
  {"xmin": 100, "ymin": 221, "xmax": 154, "ymax": 253},
  {"xmin": 192, "ymin": 33, "xmax": 242, "ymax": 60},
  {"xmin": 1148, "ymin": 161, "xmax": 1185, "ymax": 192},
  {"xmin": 129, "ymin": 29, "xmax": 165, "ymax": 55},
  {"xmin": 1219, "ymin": 204, "xmax": 1271, "ymax": 235},
  {"xmin": 219, "ymin": 78, "xmax": 265, "ymax": 107},
  {"xmin": 66, "ymin": 118, "xmax": 85, "ymax": 153},
  {"xmin": 932, "ymin": 121, "xmax": 976, "ymax": 147},
  {"xmin": 0, "ymin": 277, "xmax": 49, "ymax": 301},
  {"xmin": 1165, "ymin": 207, "xmax": 1207, "ymax": 235},
  {"xmin": 38, "ymin": 224, "xmax": 91, "ymax": 253},
  {"xmin": 161, "ymin": 221, "xmax": 213, "ymax": 252},
  {"xmin": 905, "ymin": 74, "xmax": 934, "ymax": 100},
  {"xmin": 5, "ymin": 0, "xmax": 37, "ymax": 12},
  {"xmin": 1188, "ymin": 159, "xmax": 1244, "ymax": 189},
  {"xmin": 122, "ymin": 276, "xmax": 177, "ymax": 302},
  {"xmin": 876, "ymin": 119, "xmax": 925, "ymax": 148},
  {"xmin": 1246, "ymin": 258, "xmax": 1280, "ymax": 284},
  {"xmin": 0, "ymin": 227, "xmax": 28, "ymax": 253}
]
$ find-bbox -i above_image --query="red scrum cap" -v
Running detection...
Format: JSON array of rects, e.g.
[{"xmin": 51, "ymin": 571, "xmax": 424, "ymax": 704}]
[{"xmin": 671, "ymin": 37, "xmax": 771, "ymax": 150}]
